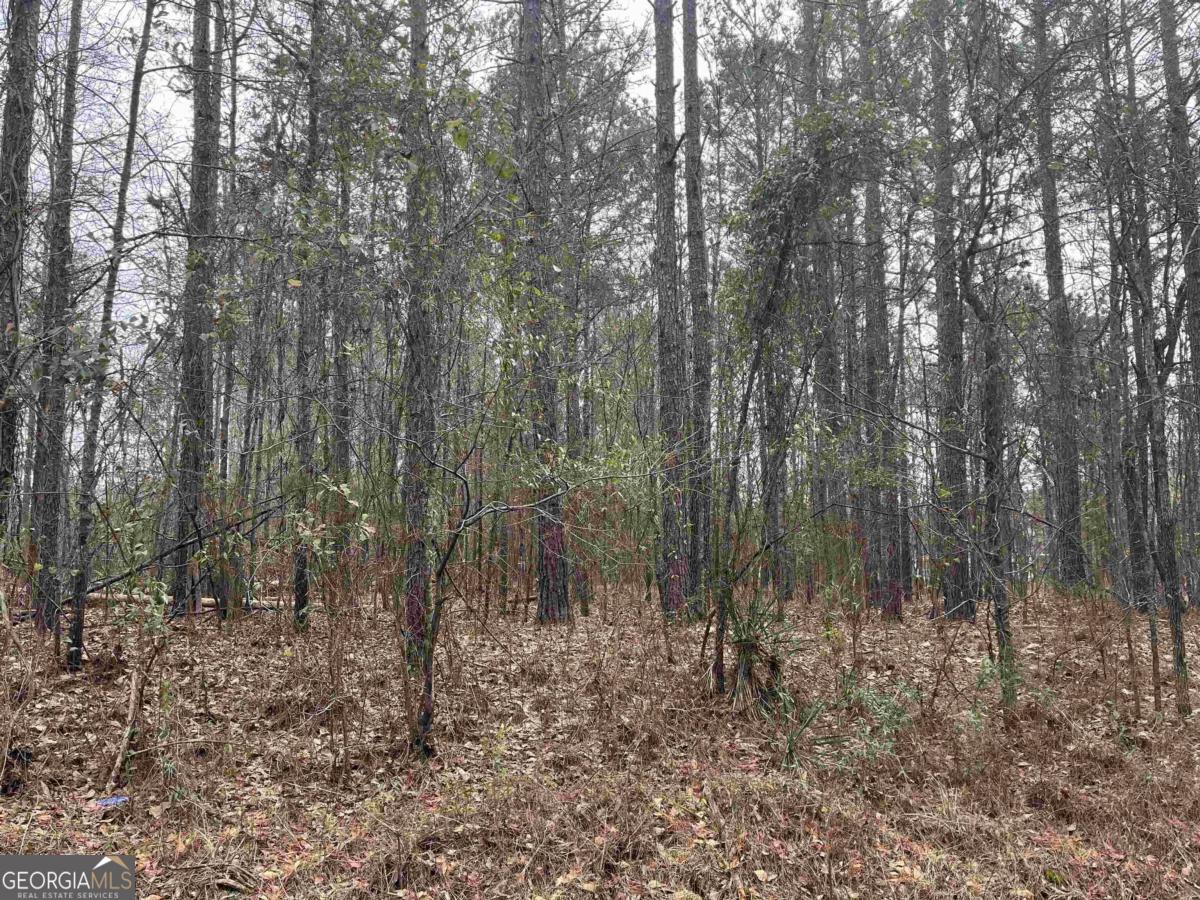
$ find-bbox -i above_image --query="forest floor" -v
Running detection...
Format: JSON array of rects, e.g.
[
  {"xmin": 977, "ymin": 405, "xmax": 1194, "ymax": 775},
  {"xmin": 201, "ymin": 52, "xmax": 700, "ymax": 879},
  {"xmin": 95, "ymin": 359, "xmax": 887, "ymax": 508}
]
[{"xmin": 2, "ymin": 583, "xmax": 1200, "ymax": 899}]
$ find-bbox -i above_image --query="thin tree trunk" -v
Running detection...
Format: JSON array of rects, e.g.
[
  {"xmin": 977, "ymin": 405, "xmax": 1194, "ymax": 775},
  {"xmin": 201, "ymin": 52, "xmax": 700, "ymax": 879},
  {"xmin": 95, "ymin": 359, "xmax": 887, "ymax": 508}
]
[
  {"xmin": 1156, "ymin": 0, "xmax": 1200, "ymax": 596},
  {"xmin": 930, "ymin": 0, "xmax": 971, "ymax": 620},
  {"xmin": 655, "ymin": 0, "xmax": 689, "ymax": 618},
  {"xmin": 292, "ymin": 0, "xmax": 324, "ymax": 628},
  {"xmin": 331, "ymin": 171, "xmax": 354, "ymax": 481},
  {"xmin": 67, "ymin": 0, "xmax": 156, "ymax": 669},
  {"xmin": 1120, "ymin": 5, "xmax": 1190, "ymax": 717},
  {"xmin": 31, "ymin": 0, "xmax": 85, "ymax": 638},
  {"xmin": 964, "ymin": 278, "xmax": 1015, "ymax": 705},
  {"xmin": 212, "ymin": 3, "xmax": 237, "ymax": 617},
  {"xmin": 683, "ymin": 0, "xmax": 712, "ymax": 615},
  {"xmin": 1032, "ymin": 0, "xmax": 1086, "ymax": 587}
]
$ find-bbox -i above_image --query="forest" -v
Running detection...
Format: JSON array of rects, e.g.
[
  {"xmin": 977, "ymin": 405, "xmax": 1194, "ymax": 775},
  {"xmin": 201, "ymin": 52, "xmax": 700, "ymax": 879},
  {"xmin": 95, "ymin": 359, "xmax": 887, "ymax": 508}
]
[{"xmin": 1, "ymin": 0, "xmax": 1200, "ymax": 894}]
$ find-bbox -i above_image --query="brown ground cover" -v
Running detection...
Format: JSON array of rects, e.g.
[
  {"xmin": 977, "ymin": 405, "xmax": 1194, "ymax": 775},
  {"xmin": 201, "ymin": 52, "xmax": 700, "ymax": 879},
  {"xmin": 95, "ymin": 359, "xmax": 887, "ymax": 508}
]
[{"xmin": 2, "ymin": 585, "xmax": 1199, "ymax": 898}]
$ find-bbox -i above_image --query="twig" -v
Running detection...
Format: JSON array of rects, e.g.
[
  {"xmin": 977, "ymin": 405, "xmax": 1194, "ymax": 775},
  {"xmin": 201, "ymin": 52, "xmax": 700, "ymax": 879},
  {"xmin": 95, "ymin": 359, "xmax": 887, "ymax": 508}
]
[{"xmin": 102, "ymin": 637, "xmax": 163, "ymax": 795}]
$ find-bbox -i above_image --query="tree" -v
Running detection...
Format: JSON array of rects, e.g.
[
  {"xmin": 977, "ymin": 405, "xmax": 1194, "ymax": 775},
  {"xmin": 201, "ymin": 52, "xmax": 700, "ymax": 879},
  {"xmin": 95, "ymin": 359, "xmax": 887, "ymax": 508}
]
[
  {"xmin": 683, "ymin": 0, "xmax": 712, "ymax": 614},
  {"xmin": 173, "ymin": 0, "xmax": 221, "ymax": 615},
  {"xmin": 30, "ymin": 0, "xmax": 85, "ymax": 636},
  {"xmin": 655, "ymin": 0, "xmax": 689, "ymax": 618},
  {"xmin": 290, "ymin": 0, "xmax": 326, "ymax": 629},
  {"xmin": 1030, "ymin": 0, "xmax": 1086, "ymax": 587},
  {"xmin": 0, "ymin": 0, "xmax": 43, "ymax": 531},
  {"xmin": 520, "ymin": 0, "xmax": 570, "ymax": 623},
  {"xmin": 856, "ymin": 0, "xmax": 900, "ymax": 616},
  {"xmin": 400, "ymin": 0, "xmax": 439, "ymax": 649},
  {"xmin": 1152, "ymin": 0, "xmax": 1196, "ymax": 717},
  {"xmin": 928, "ymin": 0, "xmax": 971, "ymax": 620}
]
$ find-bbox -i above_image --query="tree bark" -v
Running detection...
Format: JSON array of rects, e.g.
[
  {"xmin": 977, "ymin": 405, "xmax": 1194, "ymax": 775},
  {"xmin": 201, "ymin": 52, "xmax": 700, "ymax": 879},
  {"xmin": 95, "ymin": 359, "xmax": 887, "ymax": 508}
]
[
  {"xmin": 683, "ymin": 0, "xmax": 712, "ymax": 615},
  {"xmin": 173, "ymin": 0, "xmax": 220, "ymax": 615},
  {"xmin": 401, "ymin": 0, "xmax": 438, "ymax": 646},
  {"xmin": 0, "ymin": 0, "xmax": 43, "ymax": 530},
  {"xmin": 857, "ymin": 0, "xmax": 901, "ymax": 617},
  {"xmin": 520, "ymin": 0, "xmax": 569, "ymax": 623},
  {"xmin": 31, "ymin": 0, "xmax": 85, "ymax": 637},
  {"xmin": 654, "ymin": 0, "xmax": 689, "ymax": 618},
  {"xmin": 291, "ymin": 0, "xmax": 324, "ymax": 628},
  {"xmin": 1031, "ymin": 0, "xmax": 1086, "ymax": 587},
  {"xmin": 930, "ymin": 0, "xmax": 971, "ymax": 620}
]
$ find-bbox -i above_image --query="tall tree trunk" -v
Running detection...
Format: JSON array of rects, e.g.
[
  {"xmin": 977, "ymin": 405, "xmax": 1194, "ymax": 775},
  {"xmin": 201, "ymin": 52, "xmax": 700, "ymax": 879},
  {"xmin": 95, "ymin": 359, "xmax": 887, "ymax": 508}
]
[
  {"xmin": 654, "ymin": 0, "xmax": 689, "ymax": 618},
  {"xmin": 31, "ymin": 0, "xmax": 84, "ymax": 637},
  {"xmin": 173, "ymin": 0, "xmax": 220, "ymax": 614},
  {"xmin": 209, "ymin": 1, "xmax": 237, "ymax": 618},
  {"xmin": 401, "ymin": 0, "xmax": 438, "ymax": 647},
  {"xmin": 1155, "ymin": 0, "xmax": 1200, "ymax": 642},
  {"xmin": 1106, "ymin": 23, "xmax": 1164, "ymax": 711},
  {"xmin": 291, "ymin": 0, "xmax": 324, "ymax": 628},
  {"xmin": 519, "ymin": 0, "xmax": 569, "ymax": 623},
  {"xmin": 0, "ymin": 0, "xmax": 43, "ymax": 531},
  {"xmin": 857, "ymin": 0, "xmax": 898, "ymax": 616},
  {"xmin": 1032, "ymin": 0, "xmax": 1086, "ymax": 586},
  {"xmin": 930, "ymin": 0, "xmax": 971, "ymax": 620},
  {"xmin": 1117, "ymin": 6, "xmax": 1191, "ymax": 717},
  {"xmin": 683, "ymin": 0, "xmax": 712, "ymax": 614},
  {"xmin": 803, "ymin": 2, "xmax": 840, "ymax": 523},
  {"xmin": 551, "ymin": 5, "xmax": 592, "ymax": 619}
]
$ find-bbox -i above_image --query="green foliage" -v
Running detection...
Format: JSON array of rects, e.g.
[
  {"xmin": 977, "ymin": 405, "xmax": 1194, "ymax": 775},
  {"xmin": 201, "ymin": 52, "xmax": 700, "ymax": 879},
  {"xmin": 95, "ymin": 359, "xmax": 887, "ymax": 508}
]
[
  {"xmin": 832, "ymin": 670, "xmax": 919, "ymax": 761},
  {"xmin": 729, "ymin": 595, "xmax": 801, "ymax": 716},
  {"xmin": 113, "ymin": 577, "xmax": 169, "ymax": 635}
]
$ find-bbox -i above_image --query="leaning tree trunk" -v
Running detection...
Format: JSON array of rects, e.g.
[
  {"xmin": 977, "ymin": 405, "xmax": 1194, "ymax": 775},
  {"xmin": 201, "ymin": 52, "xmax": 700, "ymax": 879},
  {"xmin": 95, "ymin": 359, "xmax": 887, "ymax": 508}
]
[
  {"xmin": 654, "ymin": 0, "xmax": 690, "ymax": 618},
  {"xmin": 801, "ymin": 1, "xmax": 841, "ymax": 524},
  {"xmin": 31, "ymin": 0, "xmax": 84, "ymax": 637},
  {"xmin": 68, "ymin": 0, "xmax": 157, "ymax": 669},
  {"xmin": 0, "ymin": 0, "xmax": 43, "ymax": 531}
]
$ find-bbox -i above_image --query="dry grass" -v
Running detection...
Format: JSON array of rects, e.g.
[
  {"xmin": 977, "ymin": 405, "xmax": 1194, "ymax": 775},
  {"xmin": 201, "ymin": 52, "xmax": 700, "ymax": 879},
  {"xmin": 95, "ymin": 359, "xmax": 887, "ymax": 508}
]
[{"xmin": 2, "ymin": 583, "xmax": 1200, "ymax": 898}]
